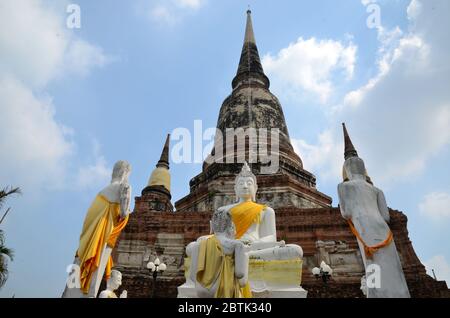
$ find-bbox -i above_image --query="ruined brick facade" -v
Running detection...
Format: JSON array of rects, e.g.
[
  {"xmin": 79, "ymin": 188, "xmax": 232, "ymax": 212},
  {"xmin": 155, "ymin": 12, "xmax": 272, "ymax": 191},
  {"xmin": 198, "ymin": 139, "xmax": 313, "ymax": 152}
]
[{"xmin": 114, "ymin": 205, "xmax": 449, "ymax": 298}]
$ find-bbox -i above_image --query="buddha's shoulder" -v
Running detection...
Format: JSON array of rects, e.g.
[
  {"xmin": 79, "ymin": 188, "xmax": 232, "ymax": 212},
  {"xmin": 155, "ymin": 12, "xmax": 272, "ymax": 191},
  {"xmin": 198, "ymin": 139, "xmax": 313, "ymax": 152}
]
[
  {"xmin": 218, "ymin": 203, "xmax": 239, "ymax": 211},
  {"xmin": 261, "ymin": 206, "xmax": 275, "ymax": 216},
  {"xmin": 218, "ymin": 202, "xmax": 274, "ymax": 214}
]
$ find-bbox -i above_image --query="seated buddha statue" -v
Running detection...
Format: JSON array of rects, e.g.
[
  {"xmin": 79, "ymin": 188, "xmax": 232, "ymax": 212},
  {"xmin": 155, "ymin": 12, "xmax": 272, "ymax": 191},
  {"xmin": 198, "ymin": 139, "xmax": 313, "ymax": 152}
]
[
  {"xmin": 179, "ymin": 162, "xmax": 305, "ymax": 298},
  {"xmin": 217, "ymin": 162, "xmax": 302, "ymax": 260}
]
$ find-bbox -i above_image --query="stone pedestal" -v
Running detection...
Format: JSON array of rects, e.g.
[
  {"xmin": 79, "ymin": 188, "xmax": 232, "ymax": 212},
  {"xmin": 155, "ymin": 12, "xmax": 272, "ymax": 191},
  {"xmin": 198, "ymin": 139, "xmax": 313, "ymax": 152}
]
[
  {"xmin": 177, "ymin": 283, "xmax": 307, "ymax": 298},
  {"xmin": 253, "ymin": 287, "xmax": 307, "ymax": 298},
  {"xmin": 177, "ymin": 281, "xmax": 198, "ymax": 298},
  {"xmin": 177, "ymin": 258, "xmax": 307, "ymax": 298}
]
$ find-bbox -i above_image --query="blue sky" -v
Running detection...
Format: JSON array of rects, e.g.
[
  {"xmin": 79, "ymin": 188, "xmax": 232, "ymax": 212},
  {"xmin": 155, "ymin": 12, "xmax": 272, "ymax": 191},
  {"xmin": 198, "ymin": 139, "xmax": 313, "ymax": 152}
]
[{"xmin": 0, "ymin": 0, "xmax": 449, "ymax": 297}]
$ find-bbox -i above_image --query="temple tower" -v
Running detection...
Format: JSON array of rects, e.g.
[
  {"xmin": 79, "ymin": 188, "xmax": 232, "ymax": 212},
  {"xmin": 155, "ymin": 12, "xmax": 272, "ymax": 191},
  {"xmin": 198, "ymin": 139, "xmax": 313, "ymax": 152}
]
[{"xmin": 176, "ymin": 10, "xmax": 332, "ymax": 212}]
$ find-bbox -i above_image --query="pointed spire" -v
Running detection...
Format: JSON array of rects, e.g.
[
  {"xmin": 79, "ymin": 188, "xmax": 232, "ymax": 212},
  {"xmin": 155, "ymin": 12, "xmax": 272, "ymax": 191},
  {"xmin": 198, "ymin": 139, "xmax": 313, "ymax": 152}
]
[
  {"xmin": 244, "ymin": 9, "xmax": 256, "ymax": 44},
  {"xmin": 232, "ymin": 10, "xmax": 270, "ymax": 89},
  {"xmin": 342, "ymin": 123, "xmax": 358, "ymax": 160},
  {"xmin": 156, "ymin": 134, "xmax": 170, "ymax": 169}
]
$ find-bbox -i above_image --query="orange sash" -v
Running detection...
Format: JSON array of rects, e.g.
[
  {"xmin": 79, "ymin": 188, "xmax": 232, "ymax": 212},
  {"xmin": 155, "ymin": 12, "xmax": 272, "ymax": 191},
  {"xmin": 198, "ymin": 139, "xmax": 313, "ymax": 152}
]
[
  {"xmin": 230, "ymin": 201, "xmax": 266, "ymax": 239},
  {"xmin": 347, "ymin": 219, "xmax": 393, "ymax": 259}
]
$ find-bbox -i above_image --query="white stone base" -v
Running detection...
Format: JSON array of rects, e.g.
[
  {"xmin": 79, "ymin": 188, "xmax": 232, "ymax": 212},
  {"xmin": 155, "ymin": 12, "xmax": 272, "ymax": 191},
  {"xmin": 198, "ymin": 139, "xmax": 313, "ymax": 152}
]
[
  {"xmin": 253, "ymin": 287, "xmax": 308, "ymax": 298},
  {"xmin": 178, "ymin": 257, "xmax": 307, "ymax": 298},
  {"xmin": 177, "ymin": 282, "xmax": 198, "ymax": 298},
  {"xmin": 177, "ymin": 282, "xmax": 307, "ymax": 298}
]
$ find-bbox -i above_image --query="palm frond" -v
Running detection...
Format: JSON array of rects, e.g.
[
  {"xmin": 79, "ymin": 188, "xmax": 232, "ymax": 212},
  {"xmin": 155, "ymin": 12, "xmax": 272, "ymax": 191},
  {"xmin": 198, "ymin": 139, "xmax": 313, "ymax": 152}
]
[
  {"xmin": 0, "ymin": 186, "xmax": 18, "ymax": 289},
  {"xmin": 0, "ymin": 208, "xmax": 11, "ymax": 225},
  {"xmin": 0, "ymin": 246, "xmax": 14, "ymax": 261},
  {"xmin": 0, "ymin": 186, "xmax": 21, "ymax": 209},
  {"xmin": 0, "ymin": 239, "xmax": 13, "ymax": 288},
  {"xmin": 0, "ymin": 258, "xmax": 8, "ymax": 288}
]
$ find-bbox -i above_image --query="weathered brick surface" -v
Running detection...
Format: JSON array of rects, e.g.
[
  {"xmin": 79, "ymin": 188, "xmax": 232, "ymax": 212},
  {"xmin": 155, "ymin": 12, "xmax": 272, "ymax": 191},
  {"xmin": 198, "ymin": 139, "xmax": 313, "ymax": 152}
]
[{"xmin": 113, "ymin": 204, "xmax": 449, "ymax": 298}]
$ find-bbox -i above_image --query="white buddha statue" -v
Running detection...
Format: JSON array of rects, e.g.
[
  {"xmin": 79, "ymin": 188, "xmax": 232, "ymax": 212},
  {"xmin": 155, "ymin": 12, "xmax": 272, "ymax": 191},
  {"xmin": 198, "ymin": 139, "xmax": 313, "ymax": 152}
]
[
  {"xmin": 338, "ymin": 156, "xmax": 410, "ymax": 298},
  {"xmin": 99, "ymin": 270, "xmax": 127, "ymax": 298},
  {"xmin": 63, "ymin": 160, "xmax": 132, "ymax": 298},
  {"xmin": 217, "ymin": 162, "xmax": 302, "ymax": 260},
  {"xmin": 179, "ymin": 162, "xmax": 306, "ymax": 298},
  {"xmin": 338, "ymin": 124, "xmax": 410, "ymax": 298},
  {"xmin": 189, "ymin": 208, "xmax": 250, "ymax": 298}
]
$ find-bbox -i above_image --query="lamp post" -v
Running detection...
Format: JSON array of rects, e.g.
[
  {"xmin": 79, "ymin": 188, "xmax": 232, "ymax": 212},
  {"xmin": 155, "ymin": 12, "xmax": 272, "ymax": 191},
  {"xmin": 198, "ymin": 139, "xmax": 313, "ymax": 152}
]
[
  {"xmin": 147, "ymin": 257, "xmax": 166, "ymax": 298},
  {"xmin": 312, "ymin": 261, "xmax": 333, "ymax": 284}
]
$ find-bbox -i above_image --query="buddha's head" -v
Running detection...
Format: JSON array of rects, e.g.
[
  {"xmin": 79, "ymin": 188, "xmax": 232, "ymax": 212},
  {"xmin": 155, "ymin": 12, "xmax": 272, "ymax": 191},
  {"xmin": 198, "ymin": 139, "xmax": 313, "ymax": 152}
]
[
  {"xmin": 107, "ymin": 270, "xmax": 122, "ymax": 291},
  {"xmin": 343, "ymin": 157, "xmax": 366, "ymax": 181},
  {"xmin": 234, "ymin": 162, "xmax": 257, "ymax": 202},
  {"xmin": 211, "ymin": 208, "xmax": 236, "ymax": 239},
  {"xmin": 342, "ymin": 164, "xmax": 373, "ymax": 184},
  {"xmin": 112, "ymin": 160, "xmax": 131, "ymax": 183}
]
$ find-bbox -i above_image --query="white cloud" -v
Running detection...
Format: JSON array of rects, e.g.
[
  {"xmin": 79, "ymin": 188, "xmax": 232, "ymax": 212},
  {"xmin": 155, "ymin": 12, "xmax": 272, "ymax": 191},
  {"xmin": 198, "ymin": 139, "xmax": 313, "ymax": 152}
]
[
  {"xmin": 340, "ymin": 0, "xmax": 449, "ymax": 184},
  {"xmin": 0, "ymin": 0, "xmax": 111, "ymax": 88},
  {"xmin": 150, "ymin": 5, "xmax": 177, "ymax": 25},
  {"xmin": 0, "ymin": 0, "xmax": 67, "ymax": 88},
  {"xmin": 175, "ymin": 0, "xmax": 205, "ymax": 10},
  {"xmin": 407, "ymin": 0, "xmax": 422, "ymax": 21},
  {"xmin": 291, "ymin": 129, "xmax": 343, "ymax": 182},
  {"xmin": 0, "ymin": 77, "xmax": 73, "ymax": 191},
  {"xmin": 419, "ymin": 192, "xmax": 450, "ymax": 220},
  {"xmin": 76, "ymin": 140, "xmax": 111, "ymax": 190},
  {"xmin": 424, "ymin": 255, "xmax": 450, "ymax": 284},
  {"xmin": 145, "ymin": 0, "xmax": 207, "ymax": 25},
  {"xmin": 65, "ymin": 40, "xmax": 113, "ymax": 77},
  {"xmin": 295, "ymin": 0, "xmax": 450, "ymax": 187},
  {"xmin": 0, "ymin": 0, "xmax": 112, "ymax": 192},
  {"xmin": 263, "ymin": 37, "xmax": 357, "ymax": 104}
]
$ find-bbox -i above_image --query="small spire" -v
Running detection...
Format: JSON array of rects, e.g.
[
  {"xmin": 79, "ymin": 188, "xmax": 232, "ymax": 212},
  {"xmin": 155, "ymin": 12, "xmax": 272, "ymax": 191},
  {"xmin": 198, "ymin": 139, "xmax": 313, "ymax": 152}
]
[
  {"xmin": 244, "ymin": 8, "xmax": 256, "ymax": 44},
  {"xmin": 157, "ymin": 134, "xmax": 170, "ymax": 169},
  {"xmin": 342, "ymin": 123, "xmax": 358, "ymax": 160}
]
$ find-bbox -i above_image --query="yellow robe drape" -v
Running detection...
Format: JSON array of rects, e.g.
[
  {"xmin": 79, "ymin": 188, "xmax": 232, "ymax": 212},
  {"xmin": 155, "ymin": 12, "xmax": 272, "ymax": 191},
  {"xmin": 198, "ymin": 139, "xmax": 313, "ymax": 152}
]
[
  {"xmin": 196, "ymin": 236, "xmax": 251, "ymax": 298},
  {"xmin": 230, "ymin": 201, "xmax": 266, "ymax": 239},
  {"xmin": 76, "ymin": 194, "xmax": 129, "ymax": 294}
]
